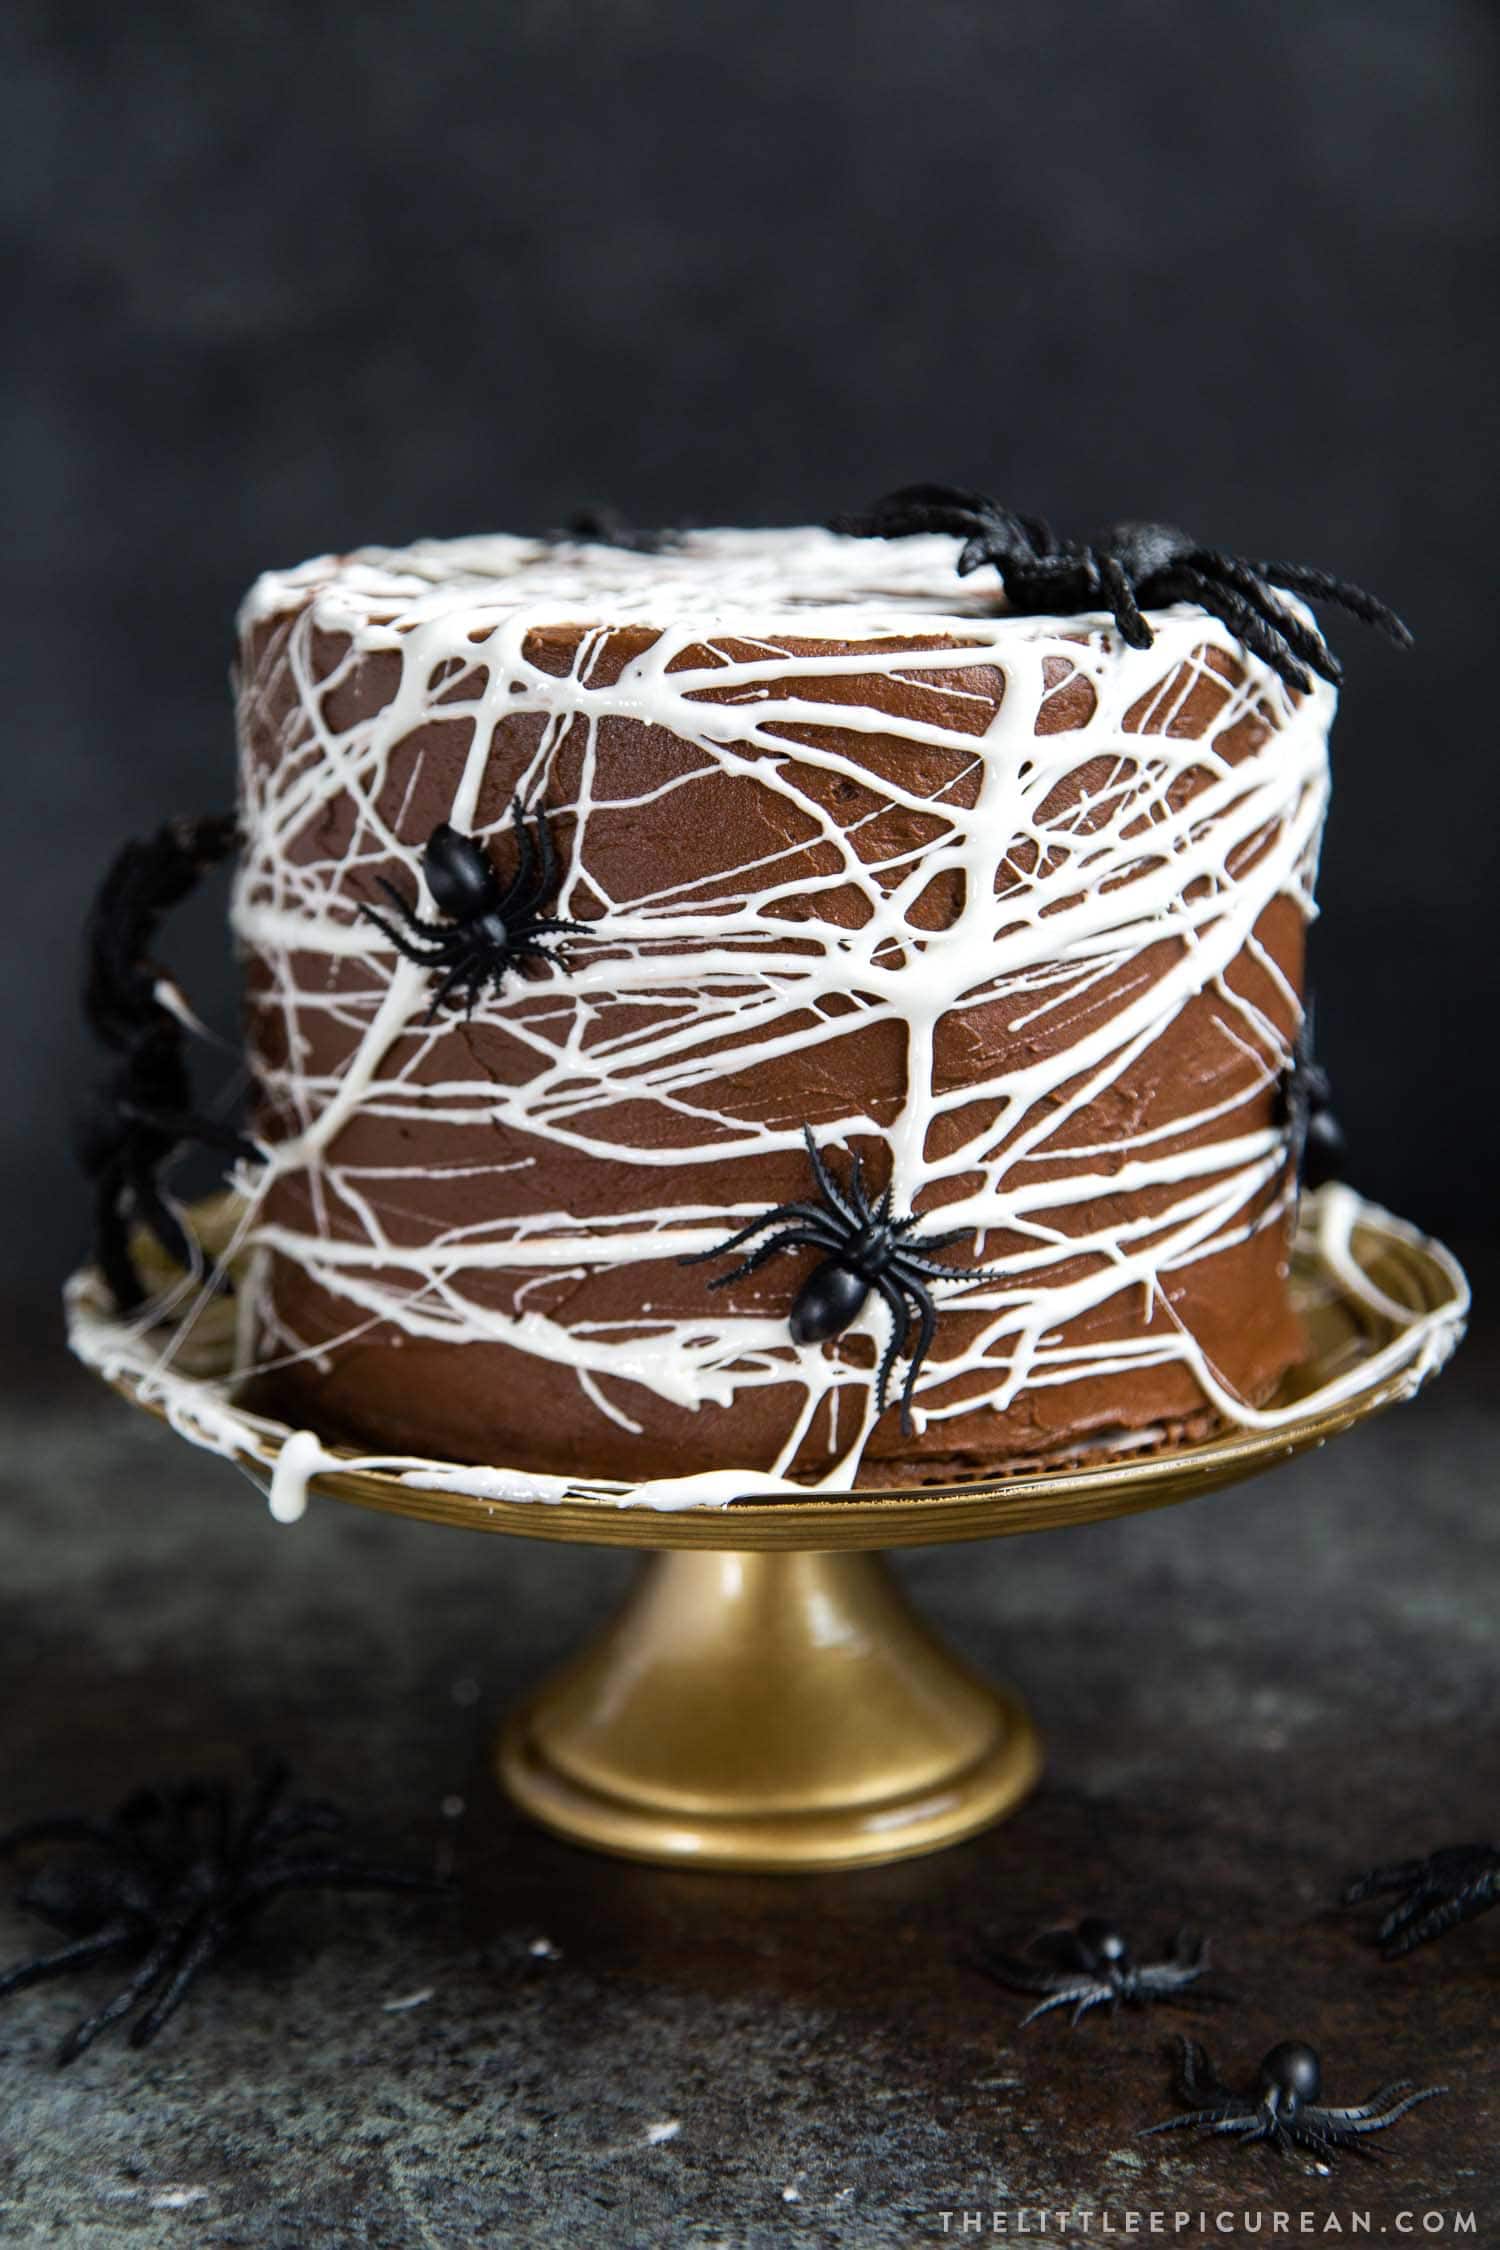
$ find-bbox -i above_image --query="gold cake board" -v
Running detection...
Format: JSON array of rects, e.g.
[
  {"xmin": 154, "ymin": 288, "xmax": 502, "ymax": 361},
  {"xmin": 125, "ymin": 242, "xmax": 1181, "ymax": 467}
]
[{"xmin": 74, "ymin": 1190, "xmax": 1466, "ymax": 1873}]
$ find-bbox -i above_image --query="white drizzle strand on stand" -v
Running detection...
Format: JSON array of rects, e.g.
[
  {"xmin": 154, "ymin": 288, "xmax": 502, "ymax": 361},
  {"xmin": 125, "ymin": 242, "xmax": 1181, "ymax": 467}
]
[{"xmin": 62, "ymin": 1186, "xmax": 1469, "ymax": 1515}]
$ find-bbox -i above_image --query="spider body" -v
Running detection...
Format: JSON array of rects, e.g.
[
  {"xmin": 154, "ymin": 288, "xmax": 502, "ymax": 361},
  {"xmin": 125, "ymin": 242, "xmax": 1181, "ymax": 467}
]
[
  {"xmin": 1275, "ymin": 1007, "xmax": 1345, "ymax": 1193},
  {"xmin": 79, "ymin": 813, "xmax": 255, "ymax": 1310},
  {"xmin": 0, "ymin": 1765, "xmax": 440, "ymax": 2063},
  {"xmin": 980, "ymin": 1918, "xmax": 1214, "ymax": 2027},
  {"xmin": 1144, "ymin": 2037, "xmax": 1446, "ymax": 2169},
  {"xmin": 359, "ymin": 798, "xmax": 586, "ymax": 1019},
  {"xmin": 680, "ymin": 1126, "xmax": 994, "ymax": 1433},
  {"xmin": 833, "ymin": 484, "xmax": 1411, "ymax": 693},
  {"xmin": 1345, "ymin": 1842, "xmax": 1500, "ymax": 1956},
  {"xmin": 562, "ymin": 507, "xmax": 680, "ymax": 553}
]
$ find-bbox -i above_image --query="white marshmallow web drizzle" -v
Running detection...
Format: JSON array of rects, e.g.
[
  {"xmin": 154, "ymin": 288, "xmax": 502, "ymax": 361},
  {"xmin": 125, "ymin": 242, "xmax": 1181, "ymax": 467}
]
[
  {"xmin": 229, "ymin": 529, "xmax": 1344, "ymax": 1487},
  {"xmin": 62, "ymin": 1186, "xmax": 1468, "ymax": 1515}
]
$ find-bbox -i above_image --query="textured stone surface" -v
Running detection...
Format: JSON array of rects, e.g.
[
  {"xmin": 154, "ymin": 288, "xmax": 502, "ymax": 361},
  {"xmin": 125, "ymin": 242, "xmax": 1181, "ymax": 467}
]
[{"xmin": 0, "ymin": 1336, "xmax": 1496, "ymax": 2246}]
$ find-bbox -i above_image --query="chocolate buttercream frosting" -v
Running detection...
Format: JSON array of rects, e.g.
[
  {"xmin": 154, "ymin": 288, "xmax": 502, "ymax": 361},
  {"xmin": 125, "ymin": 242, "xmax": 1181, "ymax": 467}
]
[{"xmin": 231, "ymin": 526, "xmax": 1326, "ymax": 1486}]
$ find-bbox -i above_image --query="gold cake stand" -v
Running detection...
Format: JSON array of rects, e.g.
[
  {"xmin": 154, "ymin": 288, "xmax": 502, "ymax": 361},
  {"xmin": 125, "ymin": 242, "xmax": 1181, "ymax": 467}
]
[{"xmin": 74, "ymin": 1192, "xmax": 1466, "ymax": 1875}]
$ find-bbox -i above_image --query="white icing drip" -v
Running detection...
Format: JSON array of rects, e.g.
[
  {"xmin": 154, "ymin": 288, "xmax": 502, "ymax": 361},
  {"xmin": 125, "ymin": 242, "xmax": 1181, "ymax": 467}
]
[
  {"xmin": 230, "ymin": 527, "xmax": 1345, "ymax": 1479},
  {"xmin": 61, "ymin": 1186, "xmax": 1468, "ymax": 1513},
  {"xmin": 267, "ymin": 1428, "xmax": 325, "ymax": 1522}
]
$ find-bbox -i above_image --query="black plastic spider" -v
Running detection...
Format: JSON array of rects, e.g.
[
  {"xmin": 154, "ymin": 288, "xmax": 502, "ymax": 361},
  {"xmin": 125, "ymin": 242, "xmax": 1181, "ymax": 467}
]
[
  {"xmin": 358, "ymin": 798, "xmax": 587, "ymax": 1019},
  {"xmin": 1143, "ymin": 2037, "xmax": 1446, "ymax": 2170},
  {"xmin": 78, "ymin": 813, "xmax": 257, "ymax": 1311},
  {"xmin": 0, "ymin": 1764, "xmax": 442, "ymax": 2064},
  {"xmin": 832, "ymin": 484, "xmax": 1411, "ymax": 693},
  {"xmin": 977, "ymin": 1918, "xmax": 1217, "ymax": 2027},
  {"xmin": 560, "ymin": 506, "xmax": 681, "ymax": 553},
  {"xmin": 1274, "ymin": 1005, "xmax": 1345, "ymax": 1192},
  {"xmin": 679, "ymin": 1126, "xmax": 995, "ymax": 1433},
  {"xmin": 1345, "ymin": 1843, "xmax": 1500, "ymax": 1957}
]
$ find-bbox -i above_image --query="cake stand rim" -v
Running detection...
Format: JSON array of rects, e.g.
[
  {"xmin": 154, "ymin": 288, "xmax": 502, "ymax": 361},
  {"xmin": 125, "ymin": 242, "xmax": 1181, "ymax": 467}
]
[{"xmin": 72, "ymin": 1188, "xmax": 1468, "ymax": 1552}]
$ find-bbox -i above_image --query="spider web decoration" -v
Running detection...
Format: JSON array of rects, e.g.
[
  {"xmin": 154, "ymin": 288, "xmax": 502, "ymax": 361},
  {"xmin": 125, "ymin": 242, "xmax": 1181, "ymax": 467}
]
[{"xmin": 214, "ymin": 529, "xmax": 1339, "ymax": 1486}]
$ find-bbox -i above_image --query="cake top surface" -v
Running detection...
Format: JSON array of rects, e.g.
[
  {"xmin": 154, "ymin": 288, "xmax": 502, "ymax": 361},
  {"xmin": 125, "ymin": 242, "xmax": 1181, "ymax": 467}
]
[{"xmin": 239, "ymin": 526, "xmax": 1206, "ymax": 645}]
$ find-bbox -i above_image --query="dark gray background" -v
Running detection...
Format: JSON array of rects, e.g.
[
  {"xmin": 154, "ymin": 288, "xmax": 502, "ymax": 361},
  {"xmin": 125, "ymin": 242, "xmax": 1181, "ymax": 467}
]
[
  {"xmin": 2, "ymin": 14, "xmax": 1497, "ymax": 2232},
  {"xmin": 5, "ymin": 0, "xmax": 1497, "ymax": 1344}
]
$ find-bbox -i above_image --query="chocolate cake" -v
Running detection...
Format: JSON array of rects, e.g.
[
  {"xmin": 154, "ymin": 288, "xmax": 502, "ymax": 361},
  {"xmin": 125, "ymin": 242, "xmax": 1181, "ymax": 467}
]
[{"xmin": 230, "ymin": 520, "xmax": 1343, "ymax": 1489}]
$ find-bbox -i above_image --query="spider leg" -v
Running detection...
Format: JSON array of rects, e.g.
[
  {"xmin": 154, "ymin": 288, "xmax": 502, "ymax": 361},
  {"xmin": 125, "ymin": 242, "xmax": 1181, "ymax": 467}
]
[
  {"xmin": 55, "ymin": 1930, "xmax": 183, "ymax": 2064},
  {"xmin": 867, "ymin": 1274, "xmax": 912, "ymax": 1420},
  {"xmin": 1166, "ymin": 569, "xmax": 1324, "ymax": 691},
  {"xmin": 1314, "ymin": 2082, "xmax": 1413, "ymax": 2127},
  {"xmin": 1098, "ymin": 553, "xmax": 1154, "ymax": 650},
  {"xmin": 703, "ymin": 1226, "xmax": 841, "ymax": 1289},
  {"xmin": 1173, "ymin": 2036, "xmax": 1232, "ymax": 2101},
  {"xmin": 832, "ymin": 485, "xmax": 1000, "ymax": 544},
  {"xmin": 1381, "ymin": 1887, "xmax": 1497, "ymax": 1953},
  {"xmin": 373, "ymin": 878, "xmax": 450, "ymax": 941},
  {"xmin": 1253, "ymin": 562, "xmax": 1413, "ymax": 648},
  {"xmin": 1140, "ymin": 2104, "xmax": 1248, "ymax": 2137},
  {"xmin": 510, "ymin": 940, "xmax": 574, "ymax": 975},
  {"xmin": 1135, "ymin": 1960, "xmax": 1207, "ymax": 1995},
  {"xmin": 958, "ymin": 517, "xmax": 1057, "ymax": 578},
  {"xmin": 508, "ymin": 796, "xmax": 543, "ymax": 909},
  {"xmin": 0, "ymin": 1922, "xmax": 139, "ymax": 2000},
  {"xmin": 1285, "ymin": 2120, "xmax": 1350, "ymax": 2168},
  {"xmin": 1013, "ymin": 1983, "xmax": 1101, "ymax": 2026},
  {"xmin": 679, "ymin": 1202, "xmax": 840, "ymax": 1265},
  {"xmin": 1192, "ymin": 567, "xmax": 1340, "ymax": 689},
  {"xmin": 1018, "ymin": 550, "xmax": 1079, "ymax": 580},
  {"xmin": 123, "ymin": 1107, "xmax": 260, "ymax": 1163},
  {"xmin": 1343, "ymin": 1855, "xmax": 1431, "ymax": 1902},
  {"xmin": 1069, "ymin": 1988, "xmax": 1113, "ymax": 2027},
  {"xmin": 1322, "ymin": 2085, "xmax": 1447, "ymax": 2134},
  {"xmin": 128, "ymin": 1164, "xmax": 197, "ymax": 1275},
  {"xmin": 890, "ymin": 1245, "xmax": 988, "ymax": 1285},
  {"xmin": 901, "ymin": 1224, "xmax": 977, "ymax": 1254},
  {"xmin": 423, "ymin": 954, "xmax": 486, "ymax": 1023},
  {"xmin": 358, "ymin": 898, "xmax": 453, "ymax": 963},
  {"xmin": 870, "ymin": 1273, "xmax": 916, "ymax": 1424},
  {"xmin": 536, "ymin": 799, "xmax": 559, "ymax": 882},
  {"xmin": 1192, "ymin": 552, "xmax": 1349, "ymax": 680},
  {"xmin": 529, "ymin": 800, "xmax": 560, "ymax": 915},
  {"xmin": 801, "ymin": 1128, "xmax": 860, "ymax": 1230},
  {"xmin": 1375, "ymin": 1883, "xmax": 1459, "ymax": 1949},
  {"xmin": 526, "ymin": 915, "xmax": 590, "ymax": 941},
  {"xmin": 126, "ymin": 1917, "xmax": 233, "ymax": 2048},
  {"xmin": 471, "ymin": 961, "xmax": 501, "ymax": 1013},
  {"xmin": 896, "ymin": 1285, "xmax": 938, "ymax": 1434},
  {"xmin": 481, "ymin": 942, "xmax": 521, "ymax": 994},
  {"xmin": 93, "ymin": 1172, "xmax": 146, "ymax": 1311},
  {"xmin": 1219, "ymin": 2114, "xmax": 1271, "ymax": 2141}
]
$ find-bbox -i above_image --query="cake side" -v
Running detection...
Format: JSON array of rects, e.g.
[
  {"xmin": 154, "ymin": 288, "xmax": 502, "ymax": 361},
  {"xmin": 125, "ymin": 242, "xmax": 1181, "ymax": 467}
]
[{"xmin": 230, "ymin": 530, "xmax": 1328, "ymax": 1483}]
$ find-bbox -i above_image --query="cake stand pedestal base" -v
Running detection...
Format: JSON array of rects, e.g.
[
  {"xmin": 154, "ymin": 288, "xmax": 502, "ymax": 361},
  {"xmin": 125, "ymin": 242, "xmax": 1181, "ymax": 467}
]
[{"xmin": 495, "ymin": 1547, "xmax": 1041, "ymax": 1872}]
